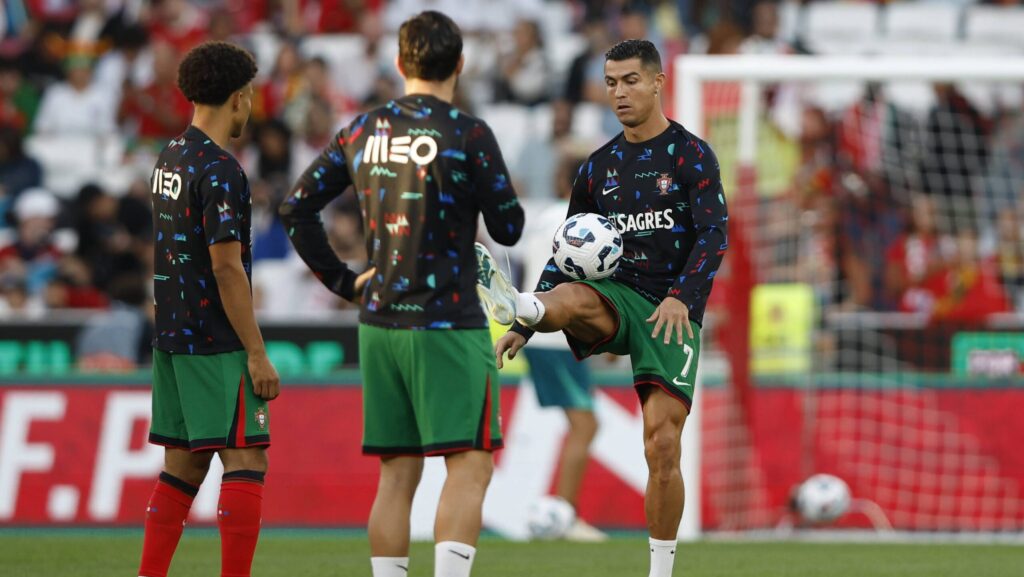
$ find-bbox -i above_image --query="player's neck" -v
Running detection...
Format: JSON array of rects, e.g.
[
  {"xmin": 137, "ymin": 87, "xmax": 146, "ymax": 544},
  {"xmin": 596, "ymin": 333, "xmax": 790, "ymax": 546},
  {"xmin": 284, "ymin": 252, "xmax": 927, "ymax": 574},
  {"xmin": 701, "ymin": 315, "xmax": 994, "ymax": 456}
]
[
  {"xmin": 622, "ymin": 112, "xmax": 670, "ymax": 144},
  {"xmin": 403, "ymin": 78, "xmax": 456, "ymax": 104},
  {"xmin": 190, "ymin": 109, "xmax": 234, "ymax": 150}
]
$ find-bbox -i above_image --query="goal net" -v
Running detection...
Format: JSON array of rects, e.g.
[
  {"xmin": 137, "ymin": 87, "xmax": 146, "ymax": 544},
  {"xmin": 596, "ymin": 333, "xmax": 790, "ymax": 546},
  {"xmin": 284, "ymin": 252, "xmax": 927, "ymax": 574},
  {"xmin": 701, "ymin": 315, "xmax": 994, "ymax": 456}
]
[{"xmin": 676, "ymin": 55, "xmax": 1024, "ymax": 536}]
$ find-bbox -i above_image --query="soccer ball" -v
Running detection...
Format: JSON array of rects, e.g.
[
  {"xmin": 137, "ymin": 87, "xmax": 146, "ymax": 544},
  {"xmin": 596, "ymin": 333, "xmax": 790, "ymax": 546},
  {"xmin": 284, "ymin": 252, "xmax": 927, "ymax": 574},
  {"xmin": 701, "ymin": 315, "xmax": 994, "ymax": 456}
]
[
  {"xmin": 552, "ymin": 213, "xmax": 623, "ymax": 280},
  {"xmin": 795, "ymin": 474, "xmax": 852, "ymax": 523},
  {"xmin": 526, "ymin": 495, "xmax": 576, "ymax": 540}
]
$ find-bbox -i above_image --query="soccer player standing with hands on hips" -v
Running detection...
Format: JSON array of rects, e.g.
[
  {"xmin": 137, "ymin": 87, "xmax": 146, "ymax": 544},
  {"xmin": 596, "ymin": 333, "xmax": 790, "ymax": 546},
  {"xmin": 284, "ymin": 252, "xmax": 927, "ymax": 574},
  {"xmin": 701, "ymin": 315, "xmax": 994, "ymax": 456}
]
[
  {"xmin": 280, "ymin": 11, "xmax": 524, "ymax": 577},
  {"xmin": 477, "ymin": 40, "xmax": 728, "ymax": 577},
  {"xmin": 140, "ymin": 42, "xmax": 280, "ymax": 577}
]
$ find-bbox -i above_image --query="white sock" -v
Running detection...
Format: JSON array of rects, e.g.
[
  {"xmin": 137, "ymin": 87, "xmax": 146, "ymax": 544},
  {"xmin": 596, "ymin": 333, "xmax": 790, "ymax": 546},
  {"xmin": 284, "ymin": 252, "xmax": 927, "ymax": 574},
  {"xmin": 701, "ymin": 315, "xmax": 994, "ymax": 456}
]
[
  {"xmin": 435, "ymin": 541, "xmax": 476, "ymax": 577},
  {"xmin": 371, "ymin": 556, "xmax": 410, "ymax": 577},
  {"xmin": 515, "ymin": 292, "xmax": 545, "ymax": 326},
  {"xmin": 648, "ymin": 538, "xmax": 677, "ymax": 577}
]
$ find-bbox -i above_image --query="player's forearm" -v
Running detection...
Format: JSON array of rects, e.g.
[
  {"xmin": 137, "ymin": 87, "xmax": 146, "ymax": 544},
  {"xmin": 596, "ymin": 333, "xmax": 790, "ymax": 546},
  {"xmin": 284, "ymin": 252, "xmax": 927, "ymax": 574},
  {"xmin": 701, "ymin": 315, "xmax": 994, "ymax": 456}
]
[
  {"xmin": 212, "ymin": 263, "xmax": 267, "ymax": 357},
  {"xmin": 668, "ymin": 225, "xmax": 728, "ymax": 307},
  {"xmin": 278, "ymin": 208, "xmax": 357, "ymax": 300},
  {"xmin": 481, "ymin": 187, "xmax": 525, "ymax": 246}
]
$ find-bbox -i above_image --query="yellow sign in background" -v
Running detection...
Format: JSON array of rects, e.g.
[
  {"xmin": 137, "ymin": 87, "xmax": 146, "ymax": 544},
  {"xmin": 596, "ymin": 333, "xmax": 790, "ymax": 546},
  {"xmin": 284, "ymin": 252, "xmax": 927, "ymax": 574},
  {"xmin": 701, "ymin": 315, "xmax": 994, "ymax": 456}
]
[{"xmin": 750, "ymin": 283, "xmax": 815, "ymax": 375}]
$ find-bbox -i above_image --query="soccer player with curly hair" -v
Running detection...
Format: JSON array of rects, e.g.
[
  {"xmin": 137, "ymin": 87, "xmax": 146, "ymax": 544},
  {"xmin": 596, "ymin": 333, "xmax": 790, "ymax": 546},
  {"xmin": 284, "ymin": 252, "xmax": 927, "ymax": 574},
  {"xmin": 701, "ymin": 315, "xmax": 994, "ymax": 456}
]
[{"xmin": 138, "ymin": 41, "xmax": 281, "ymax": 577}]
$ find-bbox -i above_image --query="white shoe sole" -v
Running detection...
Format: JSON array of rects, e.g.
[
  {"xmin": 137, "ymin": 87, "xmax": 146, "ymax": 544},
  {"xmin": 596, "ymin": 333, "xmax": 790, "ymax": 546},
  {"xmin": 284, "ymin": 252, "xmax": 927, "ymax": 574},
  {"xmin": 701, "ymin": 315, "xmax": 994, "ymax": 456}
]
[{"xmin": 474, "ymin": 242, "xmax": 518, "ymax": 325}]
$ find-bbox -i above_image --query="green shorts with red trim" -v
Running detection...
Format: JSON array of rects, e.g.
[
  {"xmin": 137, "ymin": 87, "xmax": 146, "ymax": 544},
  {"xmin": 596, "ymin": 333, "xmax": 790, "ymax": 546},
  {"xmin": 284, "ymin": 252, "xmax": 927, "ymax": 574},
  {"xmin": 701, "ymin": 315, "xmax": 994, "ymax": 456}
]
[
  {"xmin": 358, "ymin": 323, "xmax": 502, "ymax": 456},
  {"xmin": 149, "ymin": 348, "xmax": 270, "ymax": 452},
  {"xmin": 565, "ymin": 279, "xmax": 701, "ymax": 410}
]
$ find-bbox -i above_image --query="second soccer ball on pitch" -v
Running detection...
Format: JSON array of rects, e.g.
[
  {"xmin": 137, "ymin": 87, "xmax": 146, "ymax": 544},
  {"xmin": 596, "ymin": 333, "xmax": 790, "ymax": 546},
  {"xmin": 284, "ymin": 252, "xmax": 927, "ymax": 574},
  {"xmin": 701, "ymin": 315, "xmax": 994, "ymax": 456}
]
[
  {"xmin": 795, "ymin": 474, "xmax": 852, "ymax": 524},
  {"xmin": 552, "ymin": 213, "xmax": 623, "ymax": 281},
  {"xmin": 526, "ymin": 496, "xmax": 577, "ymax": 540}
]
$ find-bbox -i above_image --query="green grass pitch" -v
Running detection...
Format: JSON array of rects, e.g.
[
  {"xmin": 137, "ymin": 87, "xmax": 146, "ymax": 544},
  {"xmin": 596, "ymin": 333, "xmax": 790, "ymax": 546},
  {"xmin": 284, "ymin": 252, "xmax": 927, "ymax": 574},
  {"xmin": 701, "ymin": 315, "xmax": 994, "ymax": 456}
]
[{"xmin": 1, "ymin": 531, "xmax": 1022, "ymax": 576}]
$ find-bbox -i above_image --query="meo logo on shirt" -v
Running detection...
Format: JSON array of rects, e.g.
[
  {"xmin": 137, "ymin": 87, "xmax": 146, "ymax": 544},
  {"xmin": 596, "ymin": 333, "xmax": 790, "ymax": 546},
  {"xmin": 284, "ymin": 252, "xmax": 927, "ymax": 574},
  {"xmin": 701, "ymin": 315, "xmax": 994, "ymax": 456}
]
[
  {"xmin": 363, "ymin": 121, "xmax": 438, "ymax": 166},
  {"xmin": 152, "ymin": 168, "xmax": 182, "ymax": 200}
]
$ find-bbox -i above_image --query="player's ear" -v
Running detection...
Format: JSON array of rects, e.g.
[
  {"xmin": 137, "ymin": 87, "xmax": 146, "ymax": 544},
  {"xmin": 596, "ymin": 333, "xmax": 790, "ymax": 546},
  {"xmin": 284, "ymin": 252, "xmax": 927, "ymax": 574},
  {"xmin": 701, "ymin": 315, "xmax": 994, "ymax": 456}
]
[
  {"xmin": 394, "ymin": 56, "xmax": 406, "ymax": 80},
  {"xmin": 654, "ymin": 71, "xmax": 666, "ymax": 95},
  {"xmin": 455, "ymin": 54, "xmax": 465, "ymax": 76}
]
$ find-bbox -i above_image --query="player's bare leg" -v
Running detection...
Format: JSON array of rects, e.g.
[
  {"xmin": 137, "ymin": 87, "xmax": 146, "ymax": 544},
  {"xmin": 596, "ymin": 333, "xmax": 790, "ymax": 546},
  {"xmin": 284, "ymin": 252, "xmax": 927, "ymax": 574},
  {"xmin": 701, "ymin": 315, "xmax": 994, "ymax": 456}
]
[
  {"xmin": 369, "ymin": 456, "xmax": 424, "ymax": 557},
  {"xmin": 640, "ymin": 386, "xmax": 689, "ymax": 577},
  {"xmin": 433, "ymin": 450, "xmax": 493, "ymax": 577},
  {"xmin": 531, "ymin": 283, "xmax": 618, "ymax": 338},
  {"xmin": 163, "ymin": 447, "xmax": 215, "ymax": 485},
  {"xmin": 558, "ymin": 409, "xmax": 598, "ymax": 508}
]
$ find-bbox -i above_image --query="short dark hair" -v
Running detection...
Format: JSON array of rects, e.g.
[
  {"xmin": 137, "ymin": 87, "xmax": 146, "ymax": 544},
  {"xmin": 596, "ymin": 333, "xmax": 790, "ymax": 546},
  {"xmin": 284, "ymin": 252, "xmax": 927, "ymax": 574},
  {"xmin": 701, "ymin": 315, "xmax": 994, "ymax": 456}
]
[
  {"xmin": 178, "ymin": 41, "xmax": 257, "ymax": 105},
  {"xmin": 398, "ymin": 11, "xmax": 463, "ymax": 81},
  {"xmin": 605, "ymin": 39, "xmax": 662, "ymax": 72}
]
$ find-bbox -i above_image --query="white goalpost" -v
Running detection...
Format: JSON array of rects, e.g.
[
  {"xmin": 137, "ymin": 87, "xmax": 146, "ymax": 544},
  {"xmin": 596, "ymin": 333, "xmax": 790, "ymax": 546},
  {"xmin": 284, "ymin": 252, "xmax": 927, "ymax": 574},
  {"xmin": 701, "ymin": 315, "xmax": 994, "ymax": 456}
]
[{"xmin": 674, "ymin": 54, "xmax": 1024, "ymax": 540}]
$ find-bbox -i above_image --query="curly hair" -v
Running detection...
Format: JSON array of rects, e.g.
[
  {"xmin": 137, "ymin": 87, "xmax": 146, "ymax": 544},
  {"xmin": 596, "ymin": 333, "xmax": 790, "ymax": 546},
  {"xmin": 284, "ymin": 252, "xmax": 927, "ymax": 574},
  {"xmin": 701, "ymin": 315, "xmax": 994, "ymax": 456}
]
[
  {"xmin": 178, "ymin": 41, "xmax": 258, "ymax": 105},
  {"xmin": 605, "ymin": 39, "xmax": 662, "ymax": 72}
]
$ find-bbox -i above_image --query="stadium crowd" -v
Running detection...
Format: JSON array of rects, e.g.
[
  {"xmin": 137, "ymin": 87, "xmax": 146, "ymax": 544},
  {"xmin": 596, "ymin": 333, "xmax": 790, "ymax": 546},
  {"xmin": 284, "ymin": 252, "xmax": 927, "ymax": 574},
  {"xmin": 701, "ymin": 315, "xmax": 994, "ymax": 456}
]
[{"xmin": 0, "ymin": 0, "xmax": 1022, "ymax": 346}]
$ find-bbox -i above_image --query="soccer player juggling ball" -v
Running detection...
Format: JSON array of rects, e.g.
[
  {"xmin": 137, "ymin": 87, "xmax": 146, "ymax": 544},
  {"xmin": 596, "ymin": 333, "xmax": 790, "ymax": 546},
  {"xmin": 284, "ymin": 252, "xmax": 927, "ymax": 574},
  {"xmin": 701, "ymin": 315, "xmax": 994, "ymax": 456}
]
[
  {"xmin": 477, "ymin": 40, "xmax": 728, "ymax": 577},
  {"xmin": 140, "ymin": 42, "xmax": 280, "ymax": 577},
  {"xmin": 280, "ymin": 11, "xmax": 524, "ymax": 577}
]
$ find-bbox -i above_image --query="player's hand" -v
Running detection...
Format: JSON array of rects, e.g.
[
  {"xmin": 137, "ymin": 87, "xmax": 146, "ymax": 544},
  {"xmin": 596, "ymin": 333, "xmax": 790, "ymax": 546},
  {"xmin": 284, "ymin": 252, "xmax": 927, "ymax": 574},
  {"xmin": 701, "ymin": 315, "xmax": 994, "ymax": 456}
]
[
  {"xmin": 494, "ymin": 331, "xmax": 527, "ymax": 369},
  {"xmin": 248, "ymin": 350, "xmax": 280, "ymax": 401},
  {"xmin": 647, "ymin": 297, "xmax": 694, "ymax": 346},
  {"xmin": 353, "ymin": 267, "xmax": 376, "ymax": 304}
]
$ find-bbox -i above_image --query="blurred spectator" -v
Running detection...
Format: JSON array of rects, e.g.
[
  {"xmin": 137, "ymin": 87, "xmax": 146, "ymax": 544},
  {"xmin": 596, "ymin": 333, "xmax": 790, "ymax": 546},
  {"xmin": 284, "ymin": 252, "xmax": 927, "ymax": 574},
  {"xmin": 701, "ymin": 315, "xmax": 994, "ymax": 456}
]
[
  {"xmin": 43, "ymin": 255, "xmax": 108, "ymax": 309},
  {"xmin": 565, "ymin": 16, "xmax": 613, "ymax": 104},
  {"xmin": 514, "ymin": 99, "xmax": 576, "ymax": 199},
  {"xmin": 0, "ymin": 188, "xmax": 65, "ymax": 295},
  {"xmin": 931, "ymin": 232, "xmax": 1011, "ymax": 322},
  {"xmin": 33, "ymin": 55, "xmax": 116, "ymax": 135},
  {"xmin": 884, "ymin": 194, "xmax": 957, "ymax": 314},
  {"xmin": 335, "ymin": 11, "xmax": 387, "ymax": 109},
  {"xmin": 0, "ymin": 274, "xmax": 34, "ymax": 314},
  {"xmin": 254, "ymin": 118, "xmax": 293, "ymax": 187},
  {"xmin": 495, "ymin": 19, "xmax": 550, "ymax": 106},
  {"xmin": 76, "ymin": 272, "xmax": 152, "ymax": 371},
  {"xmin": 291, "ymin": 97, "xmax": 336, "ymax": 183},
  {"xmin": 982, "ymin": 111, "xmax": 1024, "ymax": 238},
  {"xmin": 995, "ymin": 210, "xmax": 1024, "ymax": 312},
  {"xmin": 0, "ymin": 56, "xmax": 41, "ymax": 132},
  {"xmin": 147, "ymin": 0, "xmax": 208, "ymax": 54},
  {"xmin": 740, "ymin": 0, "xmax": 790, "ymax": 55},
  {"xmin": 295, "ymin": 56, "xmax": 355, "ymax": 125},
  {"xmin": 207, "ymin": 6, "xmax": 239, "ymax": 43},
  {"xmin": 0, "ymin": 124, "xmax": 43, "ymax": 211},
  {"xmin": 119, "ymin": 41, "xmax": 190, "ymax": 142},
  {"xmin": 93, "ymin": 24, "xmax": 151, "ymax": 102},
  {"xmin": 835, "ymin": 172, "xmax": 905, "ymax": 310},
  {"xmin": 73, "ymin": 184, "xmax": 146, "ymax": 291},
  {"xmin": 792, "ymin": 106, "xmax": 834, "ymax": 206},
  {"xmin": 920, "ymin": 84, "xmax": 990, "ymax": 236},
  {"xmin": 838, "ymin": 84, "xmax": 922, "ymax": 197},
  {"xmin": 257, "ymin": 41, "xmax": 304, "ymax": 125}
]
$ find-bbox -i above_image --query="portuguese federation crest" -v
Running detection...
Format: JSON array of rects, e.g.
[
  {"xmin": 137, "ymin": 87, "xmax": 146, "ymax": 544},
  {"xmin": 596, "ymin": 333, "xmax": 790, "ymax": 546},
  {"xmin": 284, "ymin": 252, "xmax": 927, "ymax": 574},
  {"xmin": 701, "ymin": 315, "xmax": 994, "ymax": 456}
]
[
  {"xmin": 657, "ymin": 173, "xmax": 673, "ymax": 196},
  {"xmin": 255, "ymin": 407, "xmax": 267, "ymax": 431}
]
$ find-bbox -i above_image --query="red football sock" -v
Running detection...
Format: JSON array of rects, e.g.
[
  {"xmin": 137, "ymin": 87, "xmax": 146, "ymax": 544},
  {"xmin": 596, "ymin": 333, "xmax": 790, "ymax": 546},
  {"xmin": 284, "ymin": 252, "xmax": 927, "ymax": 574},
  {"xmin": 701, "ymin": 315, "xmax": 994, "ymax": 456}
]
[
  {"xmin": 138, "ymin": 472, "xmax": 198, "ymax": 577},
  {"xmin": 218, "ymin": 470, "xmax": 265, "ymax": 577}
]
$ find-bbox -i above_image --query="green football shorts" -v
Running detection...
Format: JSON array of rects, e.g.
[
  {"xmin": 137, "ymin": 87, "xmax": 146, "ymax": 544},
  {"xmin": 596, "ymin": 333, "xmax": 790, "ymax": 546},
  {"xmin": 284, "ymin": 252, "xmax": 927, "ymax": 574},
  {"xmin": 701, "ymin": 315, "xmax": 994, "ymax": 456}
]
[
  {"xmin": 359, "ymin": 324, "xmax": 502, "ymax": 456},
  {"xmin": 566, "ymin": 279, "xmax": 701, "ymax": 410},
  {"xmin": 149, "ymin": 349, "xmax": 270, "ymax": 451}
]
